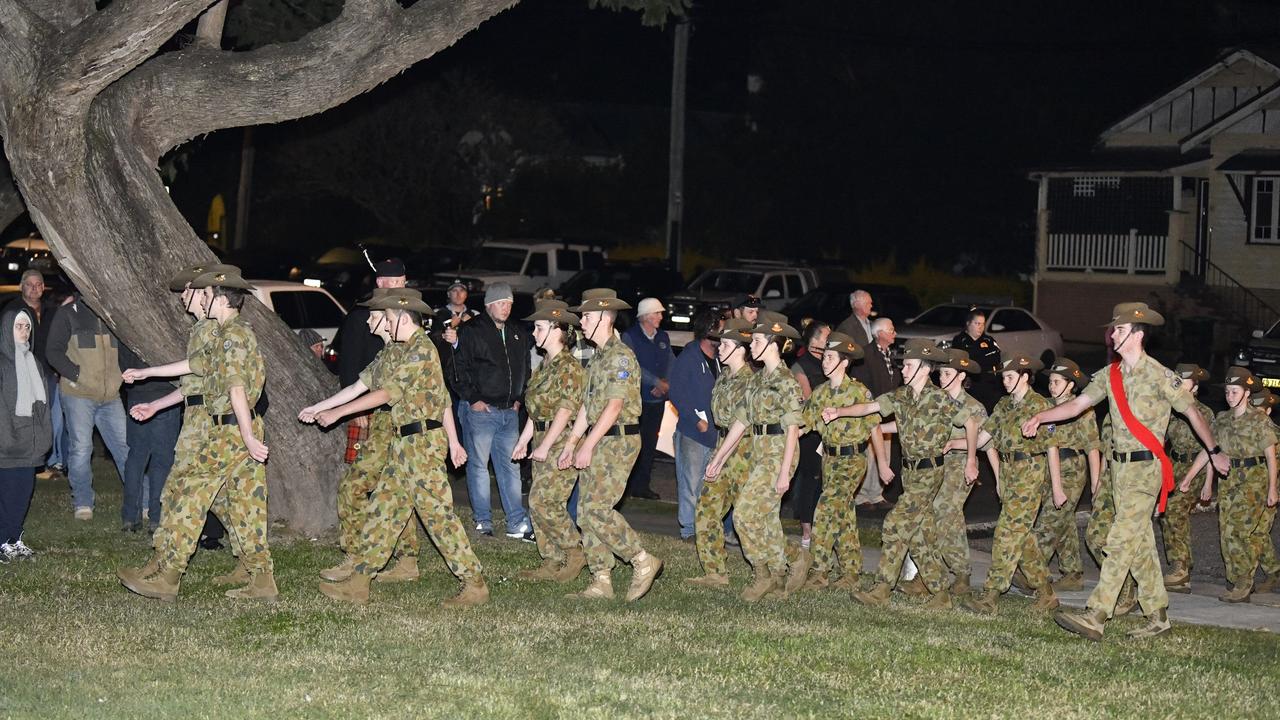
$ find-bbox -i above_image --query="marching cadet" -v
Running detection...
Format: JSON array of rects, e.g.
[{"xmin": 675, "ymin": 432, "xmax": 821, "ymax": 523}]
[
  {"xmin": 1032, "ymin": 358, "xmax": 1102, "ymax": 592},
  {"xmin": 512, "ymin": 300, "xmax": 587, "ymax": 582},
  {"xmin": 1248, "ymin": 388, "xmax": 1280, "ymax": 594},
  {"xmin": 833, "ymin": 339, "xmax": 981, "ymax": 610},
  {"xmin": 961, "ymin": 353, "xmax": 1061, "ymax": 615},
  {"xmin": 1027, "ymin": 302, "xmax": 1227, "ymax": 641},
  {"xmin": 1084, "ymin": 415, "xmax": 1140, "ymax": 617},
  {"xmin": 1180, "ymin": 367, "xmax": 1278, "ymax": 603},
  {"xmin": 1161, "ymin": 364, "xmax": 1213, "ymax": 593},
  {"xmin": 120, "ymin": 266, "xmax": 276, "ymax": 602},
  {"xmin": 686, "ymin": 318, "xmax": 755, "ymax": 589},
  {"xmin": 300, "ymin": 288, "xmax": 419, "ymax": 585},
  {"xmin": 705, "ymin": 310, "xmax": 805, "ymax": 602},
  {"xmin": 306, "ymin": 288, "xmax": 485, "ymax": 607},
  {"xmin": 788, "ymin": 331, "xmax": 888, "ymax": 593},
  {"xmin": 557, "ymin": 288, "xmax": 663, "ymax": 602}
]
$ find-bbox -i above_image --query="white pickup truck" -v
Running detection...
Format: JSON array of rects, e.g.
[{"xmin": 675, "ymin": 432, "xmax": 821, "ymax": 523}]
[
  {"xmin": 663, "ymin": 262, "xmax": 820, "ymax": 346},
  {"xmin": 435, "ymin": 239, "xmax": 606, "ymax": 294}
]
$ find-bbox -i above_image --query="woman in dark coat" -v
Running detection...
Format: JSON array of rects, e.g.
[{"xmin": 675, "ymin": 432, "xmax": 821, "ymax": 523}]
[{"xmin": 0, "ymin": 306, "xmax": 53, "ymax": 561}]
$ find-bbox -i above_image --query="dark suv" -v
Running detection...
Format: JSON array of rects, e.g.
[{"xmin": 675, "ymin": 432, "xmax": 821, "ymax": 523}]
[{"xmin": 1237, "ymin": 319, "xmax": 1280, "ymax": 390}]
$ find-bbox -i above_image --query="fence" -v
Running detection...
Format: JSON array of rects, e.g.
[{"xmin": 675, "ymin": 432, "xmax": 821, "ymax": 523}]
[{"xmin": 1045, "ymin": 230, "xmax": 1167, "ymax": 273}]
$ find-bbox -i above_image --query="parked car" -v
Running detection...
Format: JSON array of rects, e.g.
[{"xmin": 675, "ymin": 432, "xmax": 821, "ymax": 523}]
[
  {"xmin": 897, "ymin": 303, "xmax": 1064, "ymax": 367},
  {"xmin": 558, "ymin": 261, "xmax": 685, "ymax": 310},
  {"xmin": 250, "ymin": 280, "xmax": 347, "ymax": 372},
  {"xmin": 0, "ymin": 235, "xmax": 74, "ymax": 296},
  {"xmin": 663, "ymin": 261, "xmax": 820, "ymax": 346},
  {"xmin": 1236, "ymin": 319, "xmax": 1280, "ymax": 389},
  {"xmin": 782, "ymin": 282, "xmax": 921, "ymax": 334},
  {"xmin": 434, "ymin": 239, "xmax": 606, "ymax": 294}
]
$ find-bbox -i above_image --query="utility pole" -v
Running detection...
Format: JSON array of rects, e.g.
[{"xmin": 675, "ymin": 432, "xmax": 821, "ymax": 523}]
[{"xmin": 665, "ymin": 19, "xmax": 690, "ymax": 275}]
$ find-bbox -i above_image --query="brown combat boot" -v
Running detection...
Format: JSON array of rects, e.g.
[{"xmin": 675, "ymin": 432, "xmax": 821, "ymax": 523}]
[
  {"xmin": 784, "ymin": 549, "xmax": 812, "ymax": 594},
  {"xmin": 1163, "ymin": 562, "xmax": 1191, "ymax": 593},
  {"xmin": 442, "ymin": 578, "xmax": 489, "ymax": 608},
  {"xmin": 1254, "ymin": 571, "xmax": 1279, "ymax": 595},
  {"xmin": 831, "ymin": 573, "xmax": 860, "ymax": 592},
  {"xmin": 1114, "ymin": 581, "xmax": 1140, "ymax": 615},
  {"xmin": 568, "ymin": 572, "xmax": 614, "ymax": 600},
  {"xmin": 211, "ymin": 560, "xmax": 250, "ymax": 586},
  {"xmin": 741, "ymin": 569, "xmax": 779, "ymax": 602},
  {"xmin": 685, "ymin": 573, "xmax": 730, "ymax": 589},
  {"xmin": 121, "ymin": 567, "xmax": 182, "ymax": 603},
  {"xmin": 949, "ymin": 574, "xmax": 972, "ymax": 597},
  {"xmin": 116, "ymin": 554, "xmax": 160, "ymax": 585},
  {"xmin": 1031, "ymin": 585, "xmax": 1061, "ymax": 612},
  {"xmin": 226, "ymin": 571, "xmax": 279, "ymax": 601},
  {"xmin": 851, "ymin": 581, "xmax": 892, "ymax": 608},
  {"xmin": 626, "ymin": 551, "xmax": 663, "ymax": 602},
  {"xmin": 924, "ymin": 588, "xmax": 953, "ymax": 611},
  {"xmin": 375, "ymin": 556, "xmax": 421, "ymax": 583},
  {"xmin": 800, "ymin": 572, "xmax": 829, "ymax": 593},
  {"xmin": 319, "ymin": 572, "xmax": 371, "ymax": 605},
  {"xmin": 1009, "ymin": 569, "xmax": 1033, "ymax": 595},
  {"xmin": 320, "ymin": 556, "xmax": 356, "ymax": 582},
  {"xmin": 898, "ymin": 575, "xmax": 929, "ymax": 597},
  {"xmin": 1126, "ymin": 608, "xmax": 1172, "ymax": 639},
  {"xmin": 517, "ymin": 559, "xmax": 561, "ymax": 581},
  {"xmin": 1055, "ymin": 607, "xmax": 1108, "ymax": 642},
  {"xmin": 553, "ymin": 547, "xmax": 587, "ymax": 583},
  {"xmin": 1053, "ymin": 572, "xmax": 1084, "ymax": 592},
  {"xmin": 1220, "ymin": 580, "xmax": 1253, "ymax": 604},
  {"xmin": 959, "ymin": 590, "xmax": 997, "ymax": 615}
]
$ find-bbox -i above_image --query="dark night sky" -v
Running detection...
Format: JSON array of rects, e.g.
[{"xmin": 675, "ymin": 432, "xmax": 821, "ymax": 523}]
[{"xmin": 161, "ymin": 0, "xmax": 1280, "ymax": 274}]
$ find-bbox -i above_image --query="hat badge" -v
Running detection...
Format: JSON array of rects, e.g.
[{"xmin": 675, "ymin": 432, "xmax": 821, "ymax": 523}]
[
  {"xmin": 771, "ymin": 322, "xmax": 782, "ymax": 333},
  {"xmin": 397, "ymin": 297, "xmax": 409, "ymax": 306},
  {"xmin": 551, "ymin": 310, "xmax": 561, "ymax": 317},
  {"xmin": 599, "ymin": 299, "xmax": 610, "ymax": 307}
]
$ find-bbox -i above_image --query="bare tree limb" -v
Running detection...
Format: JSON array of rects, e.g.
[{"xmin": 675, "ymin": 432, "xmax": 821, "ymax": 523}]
[
  {"xmin": 125, "ymin": 0, "xmax": 518, "ymax": 159},
  {"xmin": 195, "ymin": 0, "xmax": 228, "ymax": 48},
  {"xmin": 18, "ymin": 0, "xmax": 94, "ymax": 31},
  {"xmin": 0, "ymin": 159, "xmax": 25, "ymax": 232},
  {"xmin": 0, "ymin": 1, "xmax": 52, "ymax": 83}
]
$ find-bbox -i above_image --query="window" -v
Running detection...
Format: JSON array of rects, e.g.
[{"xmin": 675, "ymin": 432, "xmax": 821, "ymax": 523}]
[
  {"xmin": 689, "ymin": 270, "xmax": 763, "ymax": 294},
  {"xmin": 472, "ymin": 246, "xmax": 528, "ymax": 273},
  {"xmin": 525, "ymin": 251, "xmax": 548, "ymax": 277},
  {"xmin": 270, "ymin": 292, "xmax": 306, "ymax": 329},
  {"xmin": 556, "ymin": 249, "xmax": 581, "ymax": 272},
  {"xmin": 990, "ymin": 309, "xmax": 1040, "ymax": 332},
  {"xmin": 583, "ymin": 251, "xmax": 605, "ymax": 270},
  {"xmin": 784, "ymin": 274, "xmax": 802, "ymax": 298},
  {"xmin": 297, "ymin": 291, "xmax": 345, "ymax": 328},
  {"xmin": 761, "ymin": 274, "xmax": 784, "ymax": 299},
  {"xmin": 1251, "ymin": 177, "xmax": 1280, "ymax": 244}
]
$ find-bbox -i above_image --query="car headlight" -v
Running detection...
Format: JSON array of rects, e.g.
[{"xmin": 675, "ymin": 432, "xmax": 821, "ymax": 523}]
[{"xmin": 1234, "ymin": 347, "xmax": 1251, "ymax": 366}]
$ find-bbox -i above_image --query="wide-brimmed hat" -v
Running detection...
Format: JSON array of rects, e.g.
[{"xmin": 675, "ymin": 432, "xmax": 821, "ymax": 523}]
[
  {"xmin": 1249, "ymin": 388, "xmax": 1277, "ymax": 409},
  {"xmin": 945, "ymin": 348, "xmax": 979, "ymax": 374},
  {"xmin": 1224, "ymin": 365, "xmax": 1260, "ymax": 390},
  {"xmin": 899, "ymin": 338, "xmax": 945, "ymax": 362},
  {"xmin": 710, "ymin": 317, "xmax": 753, "ymax": 343},
  {"xmin": 1174, "ymin": 363, "xmax": 1211, "ymax": 383},
  {"xmin": 573, "ymin": 288, "xmax": 633, "ymax": 312},
  {"xmin": 168, "ymin": 262, "xmax": 238, "ymax": 291},
  {"xmin": 524, "ymin": 299, "xmax": 579, "ymax": 325},
  {"xmin": 824, "ymin": 331, "xmax": 864, "ymax": 360},
  {"xmin": 751, "ymin": 310, "xmax": 800, "ymax": 340},
  {"xmin": 1043, "ymin": 357, "xmax": 1085, "ymax": 384},
  {"xmin": 365, "ymin": 288, "xmax": 435, "ymax": 315},
  {"xmin": 1103, "ymin": 301, "xmax": 1165, "ymax": 327},
  {"xmin": 1000, "ymin": 352, "xmax": 1043, "ymax": 373},
  {"xmin": 357, "ymin": 287, "xmax": 394, "ymax": 307},
  {"xmin": 190, "ymin": 266, "xmax": 254, "ymax": 291}
]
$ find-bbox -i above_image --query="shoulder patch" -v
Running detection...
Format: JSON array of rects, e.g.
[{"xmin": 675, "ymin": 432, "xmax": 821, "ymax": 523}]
[
  {"xmin": 223, "ymin": 340, "xmax": 232, "ymax": 350},
  {"xmin": 618, "ymin": 370, "xmax": 630, "ymax": 379},
  {"xmin": 409, "ymin": 353, "xmax": 421, "ymax": 362}
]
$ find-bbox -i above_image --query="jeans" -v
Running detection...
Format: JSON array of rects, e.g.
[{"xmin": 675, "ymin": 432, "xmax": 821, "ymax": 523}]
[
  {"xmin": 459, "ymin": 403, "xmax": 528, "ymax": 533},
  {"xmin": 47, "ymin": 379, "xmax": 66, "ymax": 468},
  {"xmin": 122, "ymin": 404, "xmax": 181, "ymax": 524},
  {"xmin": 675, "ymin": 431, "xmax": 714, "ymax": 539},
  {"xmin": 626, "ymin": 401, "xmax": 664, "ymax": 495},
  {"xmin": 62, "ymin": 393, "xmax": 129, "ymax": 510},
  {"xmin": 0, "ymin": 466, "xmax": 36, "ymax": 543}
]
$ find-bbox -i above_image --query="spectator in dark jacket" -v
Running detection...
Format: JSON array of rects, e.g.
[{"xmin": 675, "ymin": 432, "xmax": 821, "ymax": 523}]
[
  {"xmin": 0, "ymin": 306, "xmax": 52, "ymax": 561},
  {"xmin": 451, "ymin": 282, "xmax": 532, "ymax": 539},
  {"xmin": 622, "ymin": 297, "xmax": 676, "ymax": 500},
  {"xmin": 668, "ymin": 309, "xmax": 721, "ymax": 540},
  {"xmin": 4, "ymin": 270, "xmax": 66, "ymax": 474},
  {"xmin": 118, "ymin": 343, "xmax": 179, "ymax": 532}
]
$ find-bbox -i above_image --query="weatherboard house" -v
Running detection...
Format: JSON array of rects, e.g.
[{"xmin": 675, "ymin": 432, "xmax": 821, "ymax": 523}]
[{"xmin": 1030, "ymin": 48, "xmax": 1280, "ymax": 346}]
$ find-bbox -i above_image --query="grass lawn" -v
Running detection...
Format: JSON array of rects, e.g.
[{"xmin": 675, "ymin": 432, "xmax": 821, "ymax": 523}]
[{"xmin": 1, "ymin": 465, "xmax": 1276, "ymax": 719}]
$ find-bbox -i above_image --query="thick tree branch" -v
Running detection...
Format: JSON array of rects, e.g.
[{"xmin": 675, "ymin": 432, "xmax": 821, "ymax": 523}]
[
  {"xmin": 125, "ymin": 0, "xmax": 518, "ymax": 158},
  {"xmin": 195, "ymin": 0, "xmax": 228, "ymax": 48},
  {"xmin": 0, "ymin": 160, "xmax": 24, "ymax": 231},
  {"xmin": 0, "ymin": 1, "xmax": 52, "ymax": 96},
  {"xmin": 18, "ymin": 0, "xmax": 94, "ymax": 31}
]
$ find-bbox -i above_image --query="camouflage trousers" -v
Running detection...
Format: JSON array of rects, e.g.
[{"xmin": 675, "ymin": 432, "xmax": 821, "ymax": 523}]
[
  {"xmin": 1158, "ymin": 459, "xmax": 1199, "ymax": 569},
  {"xmin": 1260, "ymin": 505, "xmax": 1280, "ymax": 577},
  {"xmin": 811, "ymin": 454, "xmax": 866, "ymax": 578},
  {"xmin": 337, "ymin": 415, "xmax": 418, "ymax": 560},
  {"xmin": 695, "ymin": 442, "xmax": 748, "ymax": 576},
  {"xmin": 1085, "ymin": 465, "xmax": 1137, "ymax": 604},
  {"xmin": 160, "ymin": 419, "xmax": 270, "ymax": 575},
  {"xmin": 151, "ymin": 408, "xmax": 242, "ymax": 558},
  {"xmin": 1033, "ymin": 453, "xmax": 1087, "ymax": 576},
  {"xmin": 1087, "ymin": 460, "xmax": 1167, "ymax": 616},
  {"xmin": 876, "ymin": 464, "xmax": 947, "ymax": 592},
  {"xmin": 737, "ymin": 436, "xmax": 795, "ymax": 577},
  {"xmin": 580, "ymin": 435, "xmax": 643, "ymax": 574},
  {"xmin": 984, "ymin": 456, "xmax": 1049, "ymax": 593},
  {"xmin": 353, "ymin": 431, "xmax": 481, "ymax": 581},
  {"xmin": 1218, "ymin": 465, "xmax": 1270, "ymax": 587},
  {"xmin": 528, "ymin": 433, "xmax": 581, "ymax": 565},
  {"xmin": 916, "ymin": 452, "xmax": 977, "ymax": 578}
]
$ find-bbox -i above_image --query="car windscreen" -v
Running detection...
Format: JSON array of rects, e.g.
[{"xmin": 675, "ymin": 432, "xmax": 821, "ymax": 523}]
[
  {"xmin": 688, "ymin": 271, "xmax": 762, "ymax": 294},
  {"xmin": 471, "ymin": 247, "xmax": 526, "ymax": 273},
  {"xmin": 913, "ymin": 305, "xmax": 991, "ymax": 327},
  {"xmin": 1268, "ymin": 320, "xmax": 1280, "ymax": 340}
]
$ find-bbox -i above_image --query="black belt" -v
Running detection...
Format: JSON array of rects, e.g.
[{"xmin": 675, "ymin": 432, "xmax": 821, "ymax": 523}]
[
  {"xmin": 751, "ymin": 423, "xmax": 785, "ymax": 436},
  {"xmin": 1169, "ymin": 450, "xmax": 1196, "ymax": 463},
  {"xmin": 534, "ymin": 419, "xmax": 550, "ymax": 432},
  {"xmin": 399, "ymin": 419, "xmax": 443, "ymax": 437},
  {"xmin": 905, "ymin": 455, "xmax": 946, "ymax": 470},
  {"xmin": 1231, "ymin": 456, "xmax": 1265, "ymax": 469},
  {"xmin": 1000, "ymin": 451, "xmax": 1045, "ymax": 463},
  {"xmin": 1057, "ymin": 448, "xmax": 1084, "ymax": 460},
  {"xmin": 210, "ymin": 410, "xmax": 258, "ymax": 426},
  {"xmin": 203, "ymin": 393, "xmax": 268, "ymax": 417},
  {"xmin": 717, "ymin": 428, "xmax": 728, "ymax": 439},
  {"xmin": 184, "ymin": 394, "xmax": 204, "ymax": 407},
  {"xmin": 1113, "ymin": 450, "xmax": 1156, "ymax": 463},
  {"xmin": 825, "ymin": 441, "xmax": 869, "ymax": 457},
  {"xmin": 602, "ymin": 423, "xmax": 641, "ymax": 437}
]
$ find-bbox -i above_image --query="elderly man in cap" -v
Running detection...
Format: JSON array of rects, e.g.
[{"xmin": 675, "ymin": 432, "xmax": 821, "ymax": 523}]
[
  {"xmin": 621, "ymin": 297, "xmax": 676, "ymax": 500},
  {"xmin": 451, "ymin": 281, "xmax": 532, "ymax": 540},
  {"xmin": 1026, "ymin": 302, "xmax": 1228, "ymax": 641}
]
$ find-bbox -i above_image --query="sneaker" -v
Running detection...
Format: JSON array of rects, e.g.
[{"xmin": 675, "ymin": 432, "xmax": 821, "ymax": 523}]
[
  {"xmin": 505, "ymin": 524, "xmax": 532, "ymax": 541},
  {"xmin": 0, "ymin": 543, "xmax": 19, "ymax": 561},
  {"xmin": 474, "ymin": 523, "xmax": 494, "ymax": 537},
  {"xmin": 12, "ymin": 540, "xmax": 34, "ymax": 558},
  {"xmin": 73, "ymin": 507, "xmax": 93, "ymax": 521},
  {"xmin": 51, "ymin": 463, "xmax": 66, "ymax": 474}
]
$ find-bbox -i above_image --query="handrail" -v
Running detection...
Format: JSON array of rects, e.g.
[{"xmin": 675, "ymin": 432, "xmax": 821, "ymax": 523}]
[{"xmin": 1178, "ymin": 240, "xmax": 1280, "ymax": 332}]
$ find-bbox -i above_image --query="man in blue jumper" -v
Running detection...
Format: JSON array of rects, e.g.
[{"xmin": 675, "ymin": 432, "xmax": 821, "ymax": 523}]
[
  {"xmin": 622, "ymin": 298, "xmax": 676, "ymax": 500},
  {"xmin": 668, "ymin": 310, "xmax": 723, "ymax": 539}
]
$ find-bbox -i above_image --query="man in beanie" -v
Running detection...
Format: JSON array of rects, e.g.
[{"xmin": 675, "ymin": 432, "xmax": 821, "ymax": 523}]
[{"xmin": 451, "ymin": 281, "xmax": 532, "ymax": 540}]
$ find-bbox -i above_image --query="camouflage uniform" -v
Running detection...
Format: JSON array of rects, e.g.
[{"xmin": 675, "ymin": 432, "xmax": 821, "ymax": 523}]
[
  {"xmin": 695, "ymin": 364, "xmax": 753, "ymax": 576},
  {"xmin": 524, "ymin": 349, "xmax": 585, "ymax": 565},
  {"xmin": 160, "ymin": 315, "xmax": 271, "ymax": 575},
  {"xmin": 1078, "ymin": 355, "xmax": 1193, "ymax": 616},
  {"xmin": 1259, "ymin": 419, "xmax": 1280, "ymax": 579},
  {"xmin": 924, "ymin": 390, "xmax": 987, "ymax": 578},
  {"xmin": 1213, "ymin": 408, "xmax": 1277, "ymax": 588},
  {"xmin": 981, "ymin": 390, "xmax": 1054, "ymax": 594},
  {"xmin": 803, "ymin": 377, "xmax": 878, "ymax": 579},
  {"xmin": 352, "ymin": 330, "xmax": 482, "ymax": 581},
  {"xmin": 1160, "ymin": 398, "xmax": 1213, "ymax": 570},
  {"xmin": 1032, "ymin": 401, "xmax": 1101, "ymax": 577},
  {"xmin": 872, "ymin": 383, "xmax": 974, "ymax": 591},
  {"xmin": 1085, "ymin": 416, "xmax": 1114, "ymax": 563},
  {"xmin": 734, "ymin": 364, "xmax": 803, "ymax": 577},
  {"xmin": 578, "ymin": 338, "xmax": 645, "ymax": 574}
]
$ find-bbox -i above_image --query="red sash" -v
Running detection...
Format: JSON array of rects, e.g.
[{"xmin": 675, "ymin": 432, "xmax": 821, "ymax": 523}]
[{"xmin": 1109, "ymin": 361, "xmax": 1175, "ymax": 513}]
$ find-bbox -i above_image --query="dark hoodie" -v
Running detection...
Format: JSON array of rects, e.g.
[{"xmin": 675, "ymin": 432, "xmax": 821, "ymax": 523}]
[{"xmin": 0, "ymin": 306, "xmax": 52, "ymax": 468}]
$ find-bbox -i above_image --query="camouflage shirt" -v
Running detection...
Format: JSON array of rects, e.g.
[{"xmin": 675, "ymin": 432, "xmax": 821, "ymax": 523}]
[
  {"xmin": 1166, "ymin": 398, "xmax": 1213, "ymax": 456},
  {"xmin": 984, "ymin": 390, "xmax": 1054, "ymax": 455},
  {"xmin": 205, "ymin": 315, "xmax": 264, "ymax": 415},
  {"xmin": 526, "ymin": 350, "xmax": 584, "ymax": 424},
  {"xmin": 1043, "ymin": 395, "xmax": 1101, "ymax": 453},
  {"xmin": 711, "ymin": 364, "xmax": 753, "ymax": 431},
  {"xmin": 804, "ymin": 377, "xmax": 879, "ymax": 446},
  {"xmin": 378, "ymin": 329, "xmax": 450, "ymax": 428},
  {"xmin": 584, "ymin": 337, "xmax": 641, "ymax": 424},
  {"xmin": 1213, "ymin": 409, "xmax": 1278, "ymax": 458},
  {"xmin": 736, "ymin": 364, "xmax": 803, "ymax": 429},
  {"xmin": 1081, "ymin": 354, "xmax": 1192, "ymax": 453},
  {"xmin": 358, "ymin": 341, "xmax": 405, "ymax": 401},
  {"xmin": 1100, "ymin": 414, "xmax": 1113, "ymax": 455},
  {"xmin": 181, "ymin": 318, "xmax": 220, "ymax": 397},
  {"xmin": 876, "ymin": 382, "xmax": 972, "ymax": 460},
  {"xmin": 950, "ymin": 390, "xmax": 987, "ymax": 442}
]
